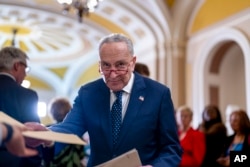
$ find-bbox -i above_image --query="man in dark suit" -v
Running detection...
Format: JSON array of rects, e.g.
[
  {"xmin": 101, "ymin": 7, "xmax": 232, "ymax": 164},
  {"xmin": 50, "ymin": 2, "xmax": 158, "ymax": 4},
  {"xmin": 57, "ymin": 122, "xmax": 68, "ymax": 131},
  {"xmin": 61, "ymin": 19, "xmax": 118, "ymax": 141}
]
[
  {"xmin": 26, "ymin": 33, "xmax": 182, "ymax": 167},
  {"xmin": 0, "ymin": 47, "xmax": 42, "ymax": 167}
]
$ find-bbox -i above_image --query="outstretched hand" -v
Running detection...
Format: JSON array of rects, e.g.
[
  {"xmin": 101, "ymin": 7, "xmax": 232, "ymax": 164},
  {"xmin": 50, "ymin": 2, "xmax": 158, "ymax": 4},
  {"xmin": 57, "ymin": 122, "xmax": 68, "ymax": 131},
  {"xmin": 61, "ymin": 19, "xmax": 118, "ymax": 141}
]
[
  {"xmin": 24, "ymin": 122, "xmax": 53, "ymax": 147},
  {"xmin": 4, "ymin": 125, "xmax": 38, "ymax": 157}
]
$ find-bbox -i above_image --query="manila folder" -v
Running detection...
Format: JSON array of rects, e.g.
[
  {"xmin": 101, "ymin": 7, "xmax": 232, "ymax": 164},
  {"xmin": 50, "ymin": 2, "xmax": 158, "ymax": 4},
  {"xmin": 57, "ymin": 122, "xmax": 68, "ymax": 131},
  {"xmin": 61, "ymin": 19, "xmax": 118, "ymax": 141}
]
[
  {"xmin": 0, "ymin": 111, "xmax": 85, "ymax": 145},
  {"xmin": 95, "ymin": 149, "xmax": 141, "ymax": 167}
]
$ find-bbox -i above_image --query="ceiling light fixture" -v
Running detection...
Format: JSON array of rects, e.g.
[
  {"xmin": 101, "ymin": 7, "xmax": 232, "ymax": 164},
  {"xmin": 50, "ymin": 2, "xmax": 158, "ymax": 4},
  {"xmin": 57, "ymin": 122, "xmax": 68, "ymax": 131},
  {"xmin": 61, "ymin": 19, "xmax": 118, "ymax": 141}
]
[
  {"xmin": 57, "ymin": 0, "xmax": 103, "ymax": 23},
  {"xmin": 11, "ymin": 28, "xmax": 18, "ymax": 47}
]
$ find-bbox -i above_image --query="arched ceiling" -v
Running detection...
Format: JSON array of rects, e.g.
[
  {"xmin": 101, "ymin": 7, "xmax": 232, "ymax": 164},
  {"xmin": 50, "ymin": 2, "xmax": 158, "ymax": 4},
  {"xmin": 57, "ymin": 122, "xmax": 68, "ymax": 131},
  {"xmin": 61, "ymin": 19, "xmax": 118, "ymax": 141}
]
[
  {"xmin": 0, "ymin": 0, "xmax": 249, "ymax": 97},
  {"xmin": 0, "ymin": 0, "xmax": 170, "ymax": 95},
  {"xmin": 190, "ymin": 0, "xmax": 250, "ymax": 33}
]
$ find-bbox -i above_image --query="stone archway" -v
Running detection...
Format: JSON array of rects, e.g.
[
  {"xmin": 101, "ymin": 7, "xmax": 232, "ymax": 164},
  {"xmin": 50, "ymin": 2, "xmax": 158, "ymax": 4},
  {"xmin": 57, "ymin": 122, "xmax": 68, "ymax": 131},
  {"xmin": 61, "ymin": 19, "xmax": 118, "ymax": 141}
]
[
  {"xmin": 190, "ymin": 28, "xmax": 250, "ymax": 128},
  {"xmin": 204, "ymin": 41, "xmax": 246, "ymax": 122}
]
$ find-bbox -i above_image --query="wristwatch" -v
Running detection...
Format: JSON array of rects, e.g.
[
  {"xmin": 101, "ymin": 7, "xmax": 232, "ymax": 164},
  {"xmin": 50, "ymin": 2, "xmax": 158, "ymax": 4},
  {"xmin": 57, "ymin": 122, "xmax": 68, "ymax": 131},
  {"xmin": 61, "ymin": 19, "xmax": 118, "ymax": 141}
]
[{"xmin": 2, "ymin": 123, "xmax": 13, "ymax": 143}]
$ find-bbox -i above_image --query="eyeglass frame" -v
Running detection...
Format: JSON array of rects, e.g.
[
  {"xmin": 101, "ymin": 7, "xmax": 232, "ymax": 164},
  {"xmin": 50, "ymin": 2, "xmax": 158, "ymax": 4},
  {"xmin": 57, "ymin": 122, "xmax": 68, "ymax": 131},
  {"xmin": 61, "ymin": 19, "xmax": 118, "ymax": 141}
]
[
  {"xmin": 18, "ymin": 61, "xmax": 30, "ymax": 73},
  {"xmin": 99, "ymin": 59, "xmax": 134, "ymax": 76}
]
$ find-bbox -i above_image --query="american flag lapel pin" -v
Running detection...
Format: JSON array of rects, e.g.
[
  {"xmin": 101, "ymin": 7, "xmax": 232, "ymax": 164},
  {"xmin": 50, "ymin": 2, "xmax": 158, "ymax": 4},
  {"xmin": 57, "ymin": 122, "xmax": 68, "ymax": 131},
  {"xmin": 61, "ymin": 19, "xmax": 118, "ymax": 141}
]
[{"xmin": 139, "ymin": 96, "xmax": 144, "ymax": 101}]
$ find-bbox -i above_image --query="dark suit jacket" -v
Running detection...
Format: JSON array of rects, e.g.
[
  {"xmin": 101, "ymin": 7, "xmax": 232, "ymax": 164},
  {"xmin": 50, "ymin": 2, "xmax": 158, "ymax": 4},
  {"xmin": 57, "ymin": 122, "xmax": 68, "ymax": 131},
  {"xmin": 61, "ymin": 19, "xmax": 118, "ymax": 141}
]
[
  {"xmin": 0, "ymin": 74, "xmax": 42, "ymax": 167},
  {"xmin": 51, "ymin": 73, "xmax": 182, "ymax": 167}
]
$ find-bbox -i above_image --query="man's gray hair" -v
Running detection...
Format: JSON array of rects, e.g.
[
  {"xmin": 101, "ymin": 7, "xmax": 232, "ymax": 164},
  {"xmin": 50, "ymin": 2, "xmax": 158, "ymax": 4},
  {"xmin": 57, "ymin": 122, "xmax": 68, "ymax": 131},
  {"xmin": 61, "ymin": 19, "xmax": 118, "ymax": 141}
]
[
  {"xmin": 0, "ymin": 46, "xmax": 28, "ymax": 71},
  {"xmin": 99, "ymin": 33, "xmax": 134, "ymax": 56}
]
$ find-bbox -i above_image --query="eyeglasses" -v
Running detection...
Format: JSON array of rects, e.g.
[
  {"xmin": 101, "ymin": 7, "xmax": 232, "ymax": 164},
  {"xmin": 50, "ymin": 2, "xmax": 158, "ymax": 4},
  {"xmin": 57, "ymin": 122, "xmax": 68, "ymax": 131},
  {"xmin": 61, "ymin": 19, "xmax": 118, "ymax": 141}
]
[
  {"xmin": 99, "ymin": 60, "xmax": 132, "ymax": 76},
  {"xmin": 19, "ymin": 61, "xmax": 30, "ymax": 73}
]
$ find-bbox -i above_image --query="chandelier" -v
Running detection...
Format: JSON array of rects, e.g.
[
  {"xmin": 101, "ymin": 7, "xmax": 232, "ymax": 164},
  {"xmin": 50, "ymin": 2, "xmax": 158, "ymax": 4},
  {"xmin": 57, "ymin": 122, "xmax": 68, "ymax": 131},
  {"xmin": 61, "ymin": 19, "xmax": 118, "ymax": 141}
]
[
  {"xmin": 57, "ymin": 0, "xmax": 103, "ymax": 23},
  {"xmin": 11, "ymin": 28, "xmax": 18, "ymax": 47}
]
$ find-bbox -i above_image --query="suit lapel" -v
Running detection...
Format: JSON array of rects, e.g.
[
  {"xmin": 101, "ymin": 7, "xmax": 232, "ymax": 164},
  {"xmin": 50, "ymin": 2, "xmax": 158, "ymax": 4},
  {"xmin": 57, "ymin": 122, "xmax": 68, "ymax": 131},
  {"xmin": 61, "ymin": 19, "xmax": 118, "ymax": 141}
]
[{"xmin": 98, "ymin": 82, "xmax": 113, "ymax": 150}]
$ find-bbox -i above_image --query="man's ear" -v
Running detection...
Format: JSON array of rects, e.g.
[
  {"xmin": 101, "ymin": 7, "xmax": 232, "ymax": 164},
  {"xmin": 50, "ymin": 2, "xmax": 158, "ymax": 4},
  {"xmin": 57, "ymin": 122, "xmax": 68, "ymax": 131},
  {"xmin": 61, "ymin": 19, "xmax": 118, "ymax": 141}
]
[
  {"xmin": 13, "ymin": 62, "xmax": 19, "ymax": 71},
  {"xmin": 133, "ymin": 56, "xmax": 137, "ymax": 62}
]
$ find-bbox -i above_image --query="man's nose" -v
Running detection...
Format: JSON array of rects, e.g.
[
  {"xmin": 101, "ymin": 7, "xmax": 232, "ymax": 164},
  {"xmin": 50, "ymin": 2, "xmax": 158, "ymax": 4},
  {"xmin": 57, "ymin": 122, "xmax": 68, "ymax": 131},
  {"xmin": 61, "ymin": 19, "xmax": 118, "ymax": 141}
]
[{"xmin": 109, "ymin": 70, "xmax": 119, "ymax": 78}]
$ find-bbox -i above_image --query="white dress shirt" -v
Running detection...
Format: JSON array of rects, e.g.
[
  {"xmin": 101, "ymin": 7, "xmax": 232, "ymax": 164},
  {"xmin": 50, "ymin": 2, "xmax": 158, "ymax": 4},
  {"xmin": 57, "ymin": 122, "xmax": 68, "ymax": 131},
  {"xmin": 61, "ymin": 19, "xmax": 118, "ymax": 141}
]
[{"xmin": 110, "ymin": 73, "xmax": 135, "ymax": 121}]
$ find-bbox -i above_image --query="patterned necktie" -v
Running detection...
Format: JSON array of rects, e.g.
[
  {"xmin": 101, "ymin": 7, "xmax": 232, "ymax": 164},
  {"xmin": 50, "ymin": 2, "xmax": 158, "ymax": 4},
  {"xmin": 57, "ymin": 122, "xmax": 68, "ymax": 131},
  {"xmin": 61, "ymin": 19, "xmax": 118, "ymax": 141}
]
[{"xmin": 111, "ymin": 91, "xmax": 123, "ymax": 147}]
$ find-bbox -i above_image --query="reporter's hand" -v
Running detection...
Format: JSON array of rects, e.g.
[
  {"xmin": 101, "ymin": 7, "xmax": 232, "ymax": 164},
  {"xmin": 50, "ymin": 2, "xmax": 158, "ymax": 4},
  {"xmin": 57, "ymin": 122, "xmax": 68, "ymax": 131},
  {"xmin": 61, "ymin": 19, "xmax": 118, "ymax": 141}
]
[
  {"xmin": 217, "ymin": 156, "xmax": 230, "ymax": 166},
  {"xmin": 5, "ymin": 125, "xmax": 38, "ymax": 157},
  {"xmin": 24, "ymin": 122, "xmax": 53, "ymax": 147}
]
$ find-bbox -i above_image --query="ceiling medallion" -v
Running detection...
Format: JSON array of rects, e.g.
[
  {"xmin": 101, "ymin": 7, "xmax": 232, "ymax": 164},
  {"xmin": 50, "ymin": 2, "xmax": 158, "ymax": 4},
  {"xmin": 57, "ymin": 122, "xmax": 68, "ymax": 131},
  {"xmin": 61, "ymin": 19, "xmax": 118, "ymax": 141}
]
[{"xmin": 0, "ymin": 4, "xmax": 85, "ymax": 62}]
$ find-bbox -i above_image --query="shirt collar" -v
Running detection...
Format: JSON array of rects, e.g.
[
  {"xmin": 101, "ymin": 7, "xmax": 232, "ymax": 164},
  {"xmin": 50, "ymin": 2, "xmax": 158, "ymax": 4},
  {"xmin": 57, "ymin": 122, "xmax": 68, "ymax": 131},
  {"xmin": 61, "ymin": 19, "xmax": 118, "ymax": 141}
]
[{"xmin": 122, "ymin": 73, "xmax": 134, "ymax": 94}]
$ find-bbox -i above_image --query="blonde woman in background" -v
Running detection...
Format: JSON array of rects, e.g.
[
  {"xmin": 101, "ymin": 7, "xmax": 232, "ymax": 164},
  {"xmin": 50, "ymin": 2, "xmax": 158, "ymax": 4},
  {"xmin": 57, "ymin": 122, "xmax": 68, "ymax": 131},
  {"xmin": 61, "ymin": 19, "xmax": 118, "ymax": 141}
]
[{"xmin": 176, "ymin": 106, "xmax": 206, "ymax": 167}]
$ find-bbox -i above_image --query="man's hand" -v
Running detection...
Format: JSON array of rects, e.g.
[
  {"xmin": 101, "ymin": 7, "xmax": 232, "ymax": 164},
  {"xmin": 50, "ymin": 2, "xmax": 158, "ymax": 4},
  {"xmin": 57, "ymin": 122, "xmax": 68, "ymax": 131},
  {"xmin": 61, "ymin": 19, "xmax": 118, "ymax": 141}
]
[
  {"xmin": 2, "ymin": 123, "xmax": 38, "ymax": 157},
  {"xmin": 217, "ymin": 156, "xmax": 229, "ymax": 166},
  {"xmin": 24, "ymin": 122, "xmax": 53, "ymax": 147}
]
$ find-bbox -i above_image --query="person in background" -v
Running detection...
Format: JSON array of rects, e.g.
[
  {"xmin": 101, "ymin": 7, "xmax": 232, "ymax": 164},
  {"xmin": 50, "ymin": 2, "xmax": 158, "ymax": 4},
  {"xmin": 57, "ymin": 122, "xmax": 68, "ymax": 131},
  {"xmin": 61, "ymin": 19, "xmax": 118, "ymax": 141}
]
[
  {"xmin": 0, "ymin": 46, "xmax": 43, "ymax": 167},
  {"xmin": 25, "ymin": 33, "xmax": 182, "ymax": 167},
  {"xmin": 198, "ymin": 105, "xmax": 227, "ymax": 167},
  {"xmin": 217, "ymin": 109, "xmax": 250, "ymax": 166},
  {"xmin": 0, "ymin": 122, "xmax": 38, "ymax": 157},
  {"xmin": 176, "ymin": 106, "xmax": 206, "ymax": 167},
  {"xmin": 49, "ymin": 97, "xmax": 71, "ymax": 124},
  {"xmin": 134, "ymin": 62, "xmax": 150, "ymax": 77},
  {"xmin": 47, "ymin": 97, "xmax": 84, "ymax": 167}
]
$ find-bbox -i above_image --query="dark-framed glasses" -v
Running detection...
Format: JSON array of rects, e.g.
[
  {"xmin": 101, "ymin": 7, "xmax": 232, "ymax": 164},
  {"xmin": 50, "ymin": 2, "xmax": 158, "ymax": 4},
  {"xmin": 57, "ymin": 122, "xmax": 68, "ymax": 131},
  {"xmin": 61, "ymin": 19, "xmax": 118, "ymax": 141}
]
[
  {"xmin": 99, "ymin": 61, "xmax": 132, "ymax": 76},
  {"xmin": 19, "ymin": 61, "xmax": 30, "ymax": 73}
]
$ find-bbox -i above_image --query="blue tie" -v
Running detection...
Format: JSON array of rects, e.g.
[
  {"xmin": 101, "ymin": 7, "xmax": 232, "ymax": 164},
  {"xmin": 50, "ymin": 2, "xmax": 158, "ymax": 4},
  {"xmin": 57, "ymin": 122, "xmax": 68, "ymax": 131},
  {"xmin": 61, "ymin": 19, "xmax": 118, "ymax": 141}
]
[{"xmin": 111, "ymin": 91, "xmax": 123, "ymax": 147}]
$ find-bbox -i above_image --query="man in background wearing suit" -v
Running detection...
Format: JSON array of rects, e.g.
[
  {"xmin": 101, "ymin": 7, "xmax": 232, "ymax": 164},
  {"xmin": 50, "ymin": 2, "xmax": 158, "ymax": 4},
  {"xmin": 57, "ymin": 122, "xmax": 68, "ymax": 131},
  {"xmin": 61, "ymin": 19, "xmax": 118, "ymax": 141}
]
[
  {"xmin": 0, "ymin": 47, "xmax": 42, "ymax": 167},
  {"xmin": 26, "ymin": 33, "xmax": 182, "ymax": 167}
]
